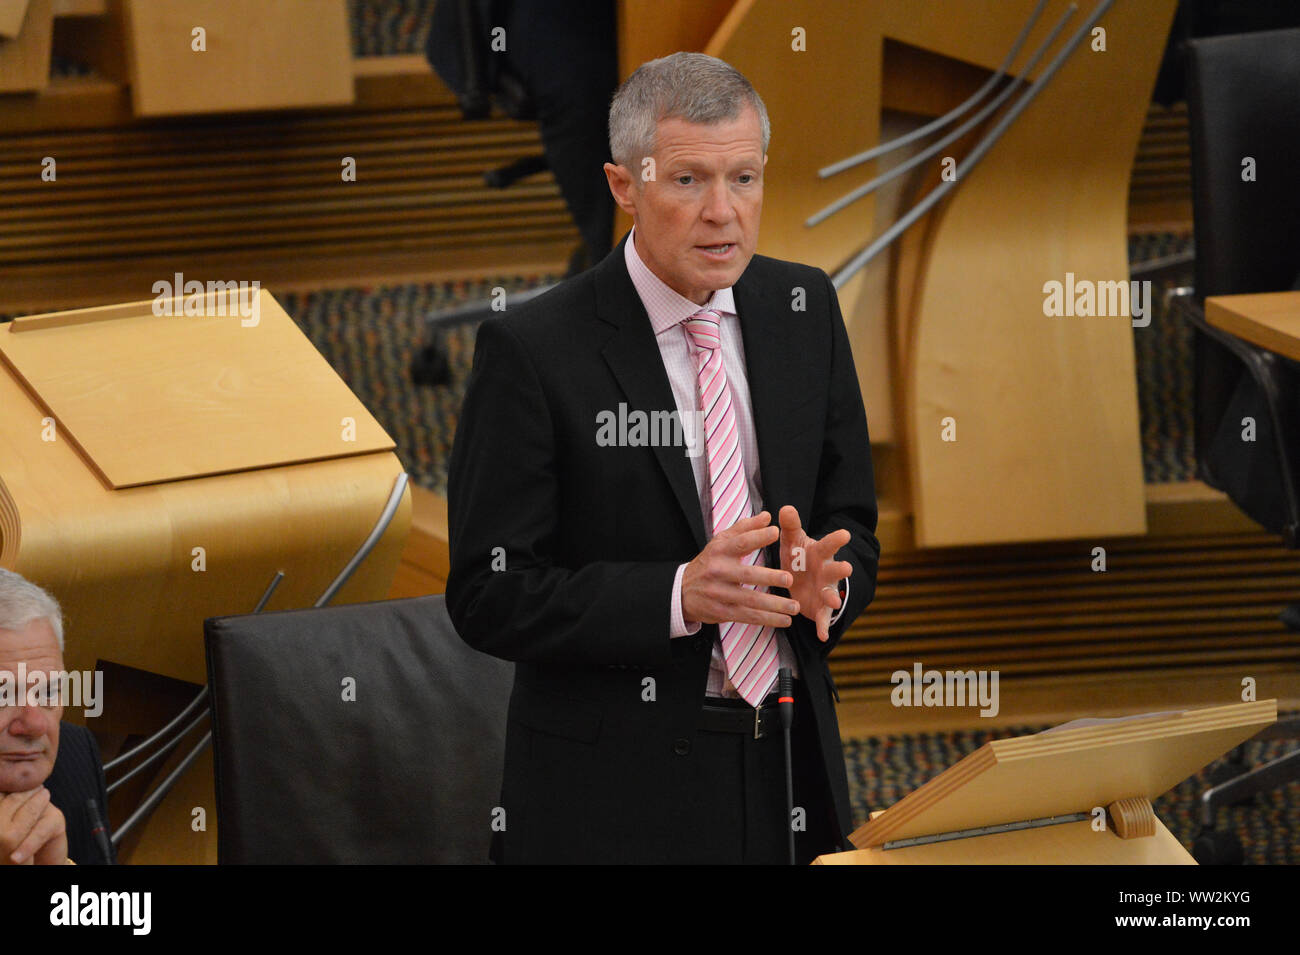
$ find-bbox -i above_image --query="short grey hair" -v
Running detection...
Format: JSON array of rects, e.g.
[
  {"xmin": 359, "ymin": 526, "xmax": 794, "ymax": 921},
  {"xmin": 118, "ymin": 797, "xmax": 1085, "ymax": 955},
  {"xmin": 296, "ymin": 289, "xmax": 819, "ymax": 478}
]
[
  {"xmin": 0, "ymin": 568, "xmax": 64, "ymax": 653},
  {"xmin": 608, "ymin": 52, "xmax": 770, "ymax": 171}
]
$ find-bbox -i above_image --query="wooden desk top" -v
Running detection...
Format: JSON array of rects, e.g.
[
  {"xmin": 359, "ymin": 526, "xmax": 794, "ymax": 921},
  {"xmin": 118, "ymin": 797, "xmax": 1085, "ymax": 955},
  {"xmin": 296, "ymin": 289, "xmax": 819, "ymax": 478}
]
[{"xmin": 1205, "ymin": 291, "xmax": 1300, "ymax": 362}]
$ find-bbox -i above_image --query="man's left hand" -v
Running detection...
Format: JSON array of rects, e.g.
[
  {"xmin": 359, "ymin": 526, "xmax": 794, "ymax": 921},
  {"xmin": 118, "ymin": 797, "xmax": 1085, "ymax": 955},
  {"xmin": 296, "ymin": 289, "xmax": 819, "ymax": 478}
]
[{"xmin": 778, "ymin": 505, "xmax": 852, "ymax": 643}]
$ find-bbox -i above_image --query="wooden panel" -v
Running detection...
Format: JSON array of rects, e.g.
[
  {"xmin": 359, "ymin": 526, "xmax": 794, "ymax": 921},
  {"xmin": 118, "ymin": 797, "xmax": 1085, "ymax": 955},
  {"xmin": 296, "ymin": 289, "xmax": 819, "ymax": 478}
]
[
  {"xmin": 0, "ymin": 336, "xmax": 412, "ymax": 685},
  {"xmin": 121, "ymin": 0, "xmax": 353, "ymax": 116},
  {"xmin": 1, "ymin": 290, "xmax": 394, "ymax": 488},
  {"xmin": 0, "ymin": 0, "xmax": 50, "ymax": 91},
  {"xmin": 0, "ymin": 0, "xmax": 29, "ymax": 37},
  {"xmin": 705, "ymin": 1, "xmax": 1171, "ymax": 546}
]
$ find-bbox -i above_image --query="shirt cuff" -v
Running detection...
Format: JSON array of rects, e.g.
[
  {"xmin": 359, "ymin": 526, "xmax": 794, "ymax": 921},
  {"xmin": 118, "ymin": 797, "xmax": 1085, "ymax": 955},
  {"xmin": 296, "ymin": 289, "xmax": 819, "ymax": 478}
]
[
  {"xmin": 671, "ymin": 563, "xmax": 702, "ymax": 638},
  {"xmin": 828, "ymin": 576, "xmax": 849, "ymax": 627}
]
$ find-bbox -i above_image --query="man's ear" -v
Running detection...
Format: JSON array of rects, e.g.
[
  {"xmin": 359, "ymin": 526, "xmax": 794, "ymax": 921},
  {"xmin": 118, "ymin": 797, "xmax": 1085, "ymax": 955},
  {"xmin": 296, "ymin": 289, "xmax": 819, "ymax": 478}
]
[{"xmin": 603, "ymin": 162, "xmax": 638, "ymax": 217}]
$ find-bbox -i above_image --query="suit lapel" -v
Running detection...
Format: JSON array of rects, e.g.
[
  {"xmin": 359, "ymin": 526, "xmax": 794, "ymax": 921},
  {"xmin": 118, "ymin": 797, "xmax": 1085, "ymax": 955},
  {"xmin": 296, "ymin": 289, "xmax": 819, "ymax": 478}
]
[{"xmin": 595, "ymin": 236, "xmax": 708, "ymax": 551}]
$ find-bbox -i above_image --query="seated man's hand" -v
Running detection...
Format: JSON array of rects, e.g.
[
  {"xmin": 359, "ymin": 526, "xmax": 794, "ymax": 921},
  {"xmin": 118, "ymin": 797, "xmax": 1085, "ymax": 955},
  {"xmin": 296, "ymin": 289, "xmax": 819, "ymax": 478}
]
[
  {"xmin": 1, "ymin": 787, "xmax": 68, "ymax": 865},
  {"xmin": 682, "ymin": 511, "xmax": 799, "ymax": 629},
  {"xmin": 778, "ymin": 505, "xmax": 852, "ymax": 643}
]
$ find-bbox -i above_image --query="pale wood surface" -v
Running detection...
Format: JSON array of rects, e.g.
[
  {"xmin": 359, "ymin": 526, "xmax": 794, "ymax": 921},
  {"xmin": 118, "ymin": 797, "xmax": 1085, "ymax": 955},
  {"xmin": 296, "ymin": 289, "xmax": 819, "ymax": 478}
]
[
  {"xmin": 0, "ymin": 0, "xmax": 49, "ymax": 91},
  {"xmin": 1, "ymin": 290, "xmax": 393, "ymax": 488},
  {"xmin": 625, "ymin": 0, "xmax": 1172, "ymax": 547},
  {"xmin": 0, "ymin": 294, "xmax": 412, "ymax": 684},
  {"xmin": 0, "ymin": 0, "xmax": 29, "ymax": 36},
  {"xmin": 849, "ymin": 700, "xmax": 1275, "ymax": 848},
  {"xmin": 121, "ymin": 0, "xmax": 353, "ymax": 116},
  {"xmin": 816, "ymin": 817, "xmax": 1194, "ymax": 864},
  {"xmin": 1206, "ymin": 292, "xmax": 1300, "ymax": 363}
]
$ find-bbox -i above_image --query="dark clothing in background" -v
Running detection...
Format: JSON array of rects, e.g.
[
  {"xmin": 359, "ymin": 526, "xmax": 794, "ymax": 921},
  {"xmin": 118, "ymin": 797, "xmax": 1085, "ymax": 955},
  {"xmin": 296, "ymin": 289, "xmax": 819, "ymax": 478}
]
[{"xmin": 427, "ymin": 1, "xmax": 618, "ymax": 270}]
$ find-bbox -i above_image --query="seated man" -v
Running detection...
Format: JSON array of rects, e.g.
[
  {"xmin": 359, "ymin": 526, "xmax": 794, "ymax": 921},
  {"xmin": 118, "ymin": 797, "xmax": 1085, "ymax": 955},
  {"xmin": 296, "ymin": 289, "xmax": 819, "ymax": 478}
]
[{"xmin": 0, "ymin": 568, "xmax": 114, "ymax": 865}]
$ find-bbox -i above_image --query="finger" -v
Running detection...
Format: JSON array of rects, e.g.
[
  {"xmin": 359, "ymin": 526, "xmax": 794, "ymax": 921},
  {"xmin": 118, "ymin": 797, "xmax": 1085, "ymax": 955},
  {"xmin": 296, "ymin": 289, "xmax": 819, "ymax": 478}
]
[
  {"xmin": 0, "ymin": 788, "xmax": 44, "ymax": 823},
  {"xmin": 10, "ymin": 806, "xmax": 64, "ymax": 865},
  {"xmin": 817, "ymin": 603, "xmax": 832, "ymax": 643},
  {"xmin": 722, "ymin": 525, "xmax": 780, "ymax": 556},
  {"xmin": 778, "ymin": 505, "xmax": 804, "ymax": 549},
  {"xmin": 6, "ymin": 789, "xmax": 52, "ymax": 863},
  {"xmin": 724, "ymin": 511, "xmax": 772, "ymax": 533},
  {"xmin": 820, "ymin": 584, "xmax": 843, "ymax": 610},
  {"xmin": 810, "ymin": 527, "xmax": 852, "ymax": 558},
  {"xmin": 714, "ymin": 589, "xmax": 799, "ymax": 629},
  {"xmin": 734, "ymin": 564, "xmax": 794, "ymax": 590}
]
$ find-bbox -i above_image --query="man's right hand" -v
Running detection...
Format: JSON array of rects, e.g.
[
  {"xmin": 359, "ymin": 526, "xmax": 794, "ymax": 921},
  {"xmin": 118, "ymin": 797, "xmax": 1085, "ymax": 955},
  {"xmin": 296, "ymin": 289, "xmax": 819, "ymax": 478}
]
[
  {"xmin": 0, "ymin": 787, "xmax": 68, "ymax": 865},
  {"xmin": 681, "ymin": 511, "xmax": 799, "ymax": 629}
]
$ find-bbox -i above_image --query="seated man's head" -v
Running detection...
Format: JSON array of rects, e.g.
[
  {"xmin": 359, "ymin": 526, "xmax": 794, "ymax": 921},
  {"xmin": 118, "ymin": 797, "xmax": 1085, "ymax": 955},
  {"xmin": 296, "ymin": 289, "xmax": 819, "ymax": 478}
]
[
  {"xmin": 0, "ymin": 570, "xmax": 64, "ymax": 793},
  {"xmin": 604, "ymin": 52, "xmax": 770, "ymax": 305}
]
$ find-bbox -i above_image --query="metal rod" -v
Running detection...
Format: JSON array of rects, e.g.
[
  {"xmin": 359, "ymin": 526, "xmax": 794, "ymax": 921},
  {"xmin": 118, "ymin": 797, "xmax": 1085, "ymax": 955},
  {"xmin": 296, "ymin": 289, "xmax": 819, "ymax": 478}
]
[
  {"xmin": 106, "ymin": 709, "xmax": 209, "ymax": 795},
  {"xmin": 111, "ymin": 733, "xmax": 213, "ymax": 846},
  {"xmin": 101, "ymin": 568, "xmax": 283, "ymax": 775},
  {"xmin": 807, "ymin": 2, "xmax": 1075, "ymax": 227},
  {"xmin": 315, "ymin": 471, "xmax": 410, "ymax": 607},
  {"xmin": 102, "ymin": 686, "xmax": 209, "ymax": 774},
  {"xmin": 832, "ymin": 0, "xmax": 1116, "ymax": 288},
  {"xmin": 817, "ymin": 0, "xmax": 1050, "ymax": 177},
  {"xmin": 883, "ymin": 811, "xmax": 1089, "ymax": 850}
]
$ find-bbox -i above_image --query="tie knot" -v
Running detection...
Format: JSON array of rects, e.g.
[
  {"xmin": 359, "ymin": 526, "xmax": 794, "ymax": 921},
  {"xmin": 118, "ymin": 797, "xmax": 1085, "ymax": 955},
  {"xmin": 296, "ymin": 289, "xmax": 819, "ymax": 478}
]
[{"xmin": 683, "ymin": 309, "xmax": 722, "ymax": 352}]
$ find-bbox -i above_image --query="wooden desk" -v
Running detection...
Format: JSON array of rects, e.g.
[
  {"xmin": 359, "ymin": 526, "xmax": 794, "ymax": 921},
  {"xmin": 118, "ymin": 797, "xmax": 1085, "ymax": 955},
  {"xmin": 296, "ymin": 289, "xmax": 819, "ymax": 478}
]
[{"xmin": 1206, "ymin": 291, "xmax": 1300, "ymax": 361}]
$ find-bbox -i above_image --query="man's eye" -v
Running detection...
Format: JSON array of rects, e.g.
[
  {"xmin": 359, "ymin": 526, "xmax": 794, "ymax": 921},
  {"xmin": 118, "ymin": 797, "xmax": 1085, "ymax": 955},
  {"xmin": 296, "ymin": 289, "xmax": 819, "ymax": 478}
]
[
  {"xmin": 676, "ymin": 175, "xmax": 694, "ymax": 185},
  {"xmin": 737, "ymin": 174, "xmax": 754, "ymax": 184}
]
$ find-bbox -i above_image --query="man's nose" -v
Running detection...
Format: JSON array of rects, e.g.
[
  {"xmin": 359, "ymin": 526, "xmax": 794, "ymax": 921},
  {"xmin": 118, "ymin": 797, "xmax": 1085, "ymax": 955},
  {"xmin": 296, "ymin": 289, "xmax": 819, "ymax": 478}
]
[
  {"xmin": 701, "ymin": 181, "xmax": 736, "ymax": 224},
  {"xmin": 5, "ymin": 705, "xmax": 47, "ymax": 736}
]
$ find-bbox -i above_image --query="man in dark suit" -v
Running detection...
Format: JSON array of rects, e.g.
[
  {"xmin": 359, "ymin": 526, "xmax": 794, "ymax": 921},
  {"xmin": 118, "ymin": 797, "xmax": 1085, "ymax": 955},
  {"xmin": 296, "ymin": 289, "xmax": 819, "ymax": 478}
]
[
  {"xmin": 446, "ymin": 52, "xmax": 879, "ymax": 863},
  {"xmin": 0, "ymin": 568, "xmax": 114, "ymax": 865}
]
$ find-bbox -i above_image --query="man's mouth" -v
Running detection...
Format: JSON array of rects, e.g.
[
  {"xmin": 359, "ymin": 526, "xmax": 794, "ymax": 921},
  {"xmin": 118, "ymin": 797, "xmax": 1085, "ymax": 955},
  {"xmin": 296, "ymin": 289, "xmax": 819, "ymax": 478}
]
[
  {"xmin": 696, "ymin": 243, "xmax": 736, "ymax": 258},
  {"xmin": 0, "ymin": 751, "xmax": 43, "ymax": 761}
]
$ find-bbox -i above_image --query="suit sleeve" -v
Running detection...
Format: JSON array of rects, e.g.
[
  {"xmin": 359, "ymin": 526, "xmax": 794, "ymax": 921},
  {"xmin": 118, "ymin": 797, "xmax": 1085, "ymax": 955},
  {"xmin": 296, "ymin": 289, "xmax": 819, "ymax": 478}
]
[
  {"xmin": 800, "ymin": 269, "xmax": 882, "ymax": 655},
  {"xmin": 445, "ymin": 317, "xmax": 679, "ymax": 667}
]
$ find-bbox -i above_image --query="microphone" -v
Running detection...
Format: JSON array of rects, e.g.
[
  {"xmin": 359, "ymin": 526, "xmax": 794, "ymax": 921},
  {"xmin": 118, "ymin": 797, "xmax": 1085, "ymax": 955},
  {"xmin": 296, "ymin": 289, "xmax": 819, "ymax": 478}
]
[
  {"xmin": 87, "ymin": 797, "xmax": 113, "ymax": 865},
  {"xmin": 778, "ymin": 668, "xmax": 795, "ymax": 865}
]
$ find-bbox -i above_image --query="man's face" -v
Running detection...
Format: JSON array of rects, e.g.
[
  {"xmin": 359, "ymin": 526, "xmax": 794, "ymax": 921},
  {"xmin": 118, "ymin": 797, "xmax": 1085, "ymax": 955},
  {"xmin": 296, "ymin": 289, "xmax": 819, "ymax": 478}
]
[
  {"xmin": 605, "ymin": 106, "xmax": 766, "ymax": 305},
  {"xmin": 0, "ymin": 618, "xmax": 63, "ymax": 793}
]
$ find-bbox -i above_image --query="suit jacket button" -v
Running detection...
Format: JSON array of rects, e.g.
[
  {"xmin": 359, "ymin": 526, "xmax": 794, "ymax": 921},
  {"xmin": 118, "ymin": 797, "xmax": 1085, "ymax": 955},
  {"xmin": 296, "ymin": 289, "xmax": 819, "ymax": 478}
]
[{"xmin": 673, "ymin": 738, "xmax": 691, "ymax": 756}]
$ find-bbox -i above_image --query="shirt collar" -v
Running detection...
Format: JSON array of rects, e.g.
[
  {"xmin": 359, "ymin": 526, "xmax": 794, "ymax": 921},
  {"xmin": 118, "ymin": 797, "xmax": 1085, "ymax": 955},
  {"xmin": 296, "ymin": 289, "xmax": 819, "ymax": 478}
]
[{"xmin": 624, "ymin": 226, "xmax": 737, "ymax": 337}]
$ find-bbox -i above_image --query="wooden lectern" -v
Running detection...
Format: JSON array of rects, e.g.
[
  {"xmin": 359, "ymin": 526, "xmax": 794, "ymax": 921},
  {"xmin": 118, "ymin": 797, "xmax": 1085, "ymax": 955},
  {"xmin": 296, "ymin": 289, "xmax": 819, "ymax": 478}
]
[
  {"xmin": 814, "ymin": 701, "xmax": 1276, "ymax": 864},
  {"xmin": 0, "ymin": 288, "xmax": 411, "ymax": 862}
]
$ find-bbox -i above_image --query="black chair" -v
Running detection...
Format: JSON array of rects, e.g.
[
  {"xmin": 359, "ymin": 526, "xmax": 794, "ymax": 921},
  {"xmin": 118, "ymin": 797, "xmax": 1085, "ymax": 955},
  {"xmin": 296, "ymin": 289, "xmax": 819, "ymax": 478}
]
[
  {"xmin": 1174, "ymin": 26, "xmax": 1300, "ymax": 863},
  {"xmin": 204, "ymin": 594, "xmax": 513, "ymax": 863}
]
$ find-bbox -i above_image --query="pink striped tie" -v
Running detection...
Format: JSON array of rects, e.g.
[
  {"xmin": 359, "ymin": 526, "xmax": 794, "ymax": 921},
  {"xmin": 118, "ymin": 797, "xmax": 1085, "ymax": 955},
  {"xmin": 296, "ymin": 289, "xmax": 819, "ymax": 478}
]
[{"xmin": 683, "ymin": 309, "xmax": 779, "ymax": 706}]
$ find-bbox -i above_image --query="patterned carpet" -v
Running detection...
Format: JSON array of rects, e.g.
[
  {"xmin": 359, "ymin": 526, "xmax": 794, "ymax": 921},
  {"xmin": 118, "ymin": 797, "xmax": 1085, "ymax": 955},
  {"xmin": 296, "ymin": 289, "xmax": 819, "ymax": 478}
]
[{"xmin": 843, "ymin": 720, "xmax": 1298, "ymax": 864}]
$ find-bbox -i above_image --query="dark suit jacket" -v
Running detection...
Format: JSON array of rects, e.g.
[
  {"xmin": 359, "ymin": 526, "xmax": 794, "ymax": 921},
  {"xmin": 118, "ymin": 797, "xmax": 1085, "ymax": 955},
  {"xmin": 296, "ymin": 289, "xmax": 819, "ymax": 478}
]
[
  {"xmin": 446, "ymin": 231, "xmax": 880, "ymax": 862},
  {"xmin": 46, "ymin": 722, "xmax": 115, "ymax": 865}
]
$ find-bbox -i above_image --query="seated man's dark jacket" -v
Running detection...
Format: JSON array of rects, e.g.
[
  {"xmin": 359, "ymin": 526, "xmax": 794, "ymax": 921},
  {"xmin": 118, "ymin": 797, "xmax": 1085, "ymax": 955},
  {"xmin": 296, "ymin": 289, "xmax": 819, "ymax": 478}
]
[{"xmin": 46, "ymin": 722, "xmax": 115, "ymax": 865}]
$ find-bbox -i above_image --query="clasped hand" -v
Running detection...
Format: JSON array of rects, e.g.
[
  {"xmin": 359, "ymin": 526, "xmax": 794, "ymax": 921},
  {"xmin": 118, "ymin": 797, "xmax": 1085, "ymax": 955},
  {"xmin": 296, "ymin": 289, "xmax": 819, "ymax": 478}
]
[{"xmin": 681, "ymin": 505, "xmax": 853, "ymax": 642}]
